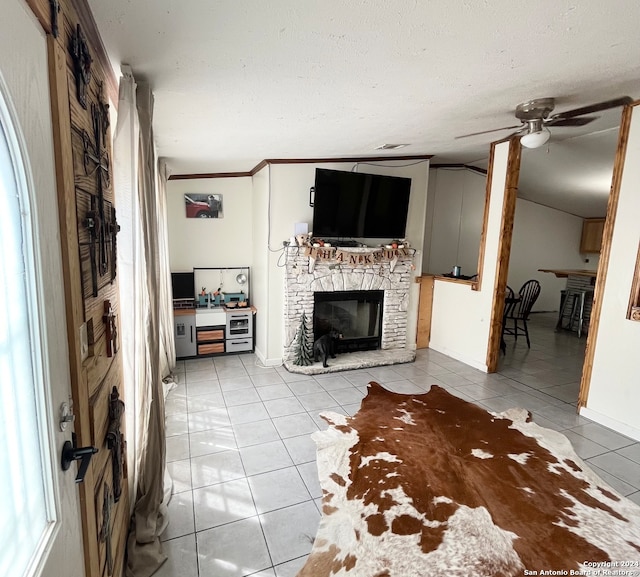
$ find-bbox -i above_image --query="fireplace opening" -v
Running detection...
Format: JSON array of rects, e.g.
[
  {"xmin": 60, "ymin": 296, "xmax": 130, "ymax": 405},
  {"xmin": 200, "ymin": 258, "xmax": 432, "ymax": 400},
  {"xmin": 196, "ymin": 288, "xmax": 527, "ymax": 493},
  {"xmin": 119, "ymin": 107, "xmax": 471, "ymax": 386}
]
[{"xmin": 314, "ymin": 290, "xmax": 384, "ymax": 353}]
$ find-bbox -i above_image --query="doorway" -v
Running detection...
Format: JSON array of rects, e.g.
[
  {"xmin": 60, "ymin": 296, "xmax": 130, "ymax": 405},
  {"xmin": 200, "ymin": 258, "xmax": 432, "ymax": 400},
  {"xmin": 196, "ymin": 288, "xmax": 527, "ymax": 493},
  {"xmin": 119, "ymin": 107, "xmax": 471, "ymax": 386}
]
[{"xmin": 492, "ymin": 108, "xmax": 628, "ymax": 407}]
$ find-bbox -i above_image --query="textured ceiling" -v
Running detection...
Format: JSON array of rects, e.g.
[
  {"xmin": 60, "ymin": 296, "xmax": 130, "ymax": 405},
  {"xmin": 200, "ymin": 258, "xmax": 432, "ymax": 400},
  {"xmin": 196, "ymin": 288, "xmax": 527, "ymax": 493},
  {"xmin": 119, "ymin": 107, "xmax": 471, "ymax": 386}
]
[{"xmin": 89, "ymin": 0, "xmax": 640, "ymax": 213}]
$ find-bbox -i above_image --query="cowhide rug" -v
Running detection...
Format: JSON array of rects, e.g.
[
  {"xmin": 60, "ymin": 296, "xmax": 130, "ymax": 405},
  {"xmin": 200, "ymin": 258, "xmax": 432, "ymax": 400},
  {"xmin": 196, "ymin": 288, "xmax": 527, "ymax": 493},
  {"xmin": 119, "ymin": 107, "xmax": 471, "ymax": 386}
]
[{"xmin": 298, "ymin": 383, "xmax": 640, "ymax": 577}]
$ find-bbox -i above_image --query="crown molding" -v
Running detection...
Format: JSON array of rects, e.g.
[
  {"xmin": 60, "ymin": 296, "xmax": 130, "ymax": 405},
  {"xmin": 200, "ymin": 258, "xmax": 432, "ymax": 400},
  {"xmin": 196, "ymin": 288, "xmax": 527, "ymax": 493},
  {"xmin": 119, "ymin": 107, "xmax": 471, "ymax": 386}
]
[{"xmin": 169, "ymin": 154, "xmax": 433, "ymax": 180}]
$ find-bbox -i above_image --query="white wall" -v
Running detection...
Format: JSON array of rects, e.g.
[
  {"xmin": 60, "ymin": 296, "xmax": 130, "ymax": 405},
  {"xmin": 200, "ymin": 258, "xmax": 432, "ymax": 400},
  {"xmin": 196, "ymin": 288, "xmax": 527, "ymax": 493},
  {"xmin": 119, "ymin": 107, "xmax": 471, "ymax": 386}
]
[
  {"xmin": 509, "ymin": 199, "xmax": 593, "ymax": 312},
  {"xmin": 167, "ymin": 177, "xmax": 253, "ymax": 271},
  {"xmin": 265, "ymin": 160, "xmax": 430, "ymax": 365},
  {"xmin": 425, "ymin": 166, "xmax": 598, "ymax": 313},
  {"xmin": 429, "ymin": 142, "xmax": 510, "ymax": 371},
  {"xmin": 166, "ymin": 162, "xmax": 428, "ymax": 366},
  {"xmin": 583, "ymin": 107, "xmax": 640, "ymax": 442},
  {"xmin": 422, "ymin": 169, "xmax": 437, "ymax": 272},
  {"xmin": 426, "ymin": 168, "xmax": 486, "ymax": 277}
]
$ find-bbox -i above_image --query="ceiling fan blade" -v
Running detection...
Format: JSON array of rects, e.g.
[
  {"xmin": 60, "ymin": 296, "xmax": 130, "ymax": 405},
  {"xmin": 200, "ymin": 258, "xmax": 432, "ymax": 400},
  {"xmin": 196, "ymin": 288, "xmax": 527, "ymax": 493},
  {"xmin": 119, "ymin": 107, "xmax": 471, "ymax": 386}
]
[
  {"xmin": 455, "ymin": 123, "xmax": 523, "ymax": 139},
  {"xmin": 548, "ymin": 96, "xmax": 632, "ymax": 122},
  {"xmin": 546, "ymin": 116, "xmax": 598, "ymax": 127}
]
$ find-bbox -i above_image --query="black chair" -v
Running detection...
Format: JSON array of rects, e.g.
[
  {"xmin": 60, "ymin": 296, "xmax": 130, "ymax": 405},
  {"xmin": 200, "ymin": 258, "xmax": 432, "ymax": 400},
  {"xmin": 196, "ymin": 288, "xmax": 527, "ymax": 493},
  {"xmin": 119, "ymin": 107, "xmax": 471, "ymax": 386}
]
[
  {"xmin": 500, "ymin": 285, "xmax": 515, "ymax": 354},
  {"xmin": 503, "ymin": 285, "xmax": 516, "ymax": 315},
  {"xmin": 503, "ymin": 280, "xmax": 541, "ymax": 348}
]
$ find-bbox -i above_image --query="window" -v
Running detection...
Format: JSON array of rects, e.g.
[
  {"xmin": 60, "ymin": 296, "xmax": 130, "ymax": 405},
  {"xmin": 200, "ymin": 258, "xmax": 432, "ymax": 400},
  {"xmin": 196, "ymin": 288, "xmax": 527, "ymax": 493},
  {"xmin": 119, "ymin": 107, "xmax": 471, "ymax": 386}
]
[{"xmin": 0, "ymin": 91, "xmax": 55, "ymax": 576}]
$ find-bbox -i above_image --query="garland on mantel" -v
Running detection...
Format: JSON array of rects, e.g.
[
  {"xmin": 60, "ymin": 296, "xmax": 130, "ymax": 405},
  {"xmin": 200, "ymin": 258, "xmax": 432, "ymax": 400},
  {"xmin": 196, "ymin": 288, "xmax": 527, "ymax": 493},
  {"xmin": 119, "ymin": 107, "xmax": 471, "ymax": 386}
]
[{"xmin": 303, "ymin": 246, "xmax": 414, "ymax": 272}]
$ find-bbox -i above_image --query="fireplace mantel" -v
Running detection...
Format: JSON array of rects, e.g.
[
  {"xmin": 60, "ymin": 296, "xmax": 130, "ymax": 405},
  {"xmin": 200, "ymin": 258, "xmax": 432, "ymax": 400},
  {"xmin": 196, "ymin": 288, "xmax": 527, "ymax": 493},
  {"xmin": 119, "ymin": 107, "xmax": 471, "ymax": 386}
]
[{"xmin": 283, "ymin": 246, "xmax": 416, "ymax": 373}]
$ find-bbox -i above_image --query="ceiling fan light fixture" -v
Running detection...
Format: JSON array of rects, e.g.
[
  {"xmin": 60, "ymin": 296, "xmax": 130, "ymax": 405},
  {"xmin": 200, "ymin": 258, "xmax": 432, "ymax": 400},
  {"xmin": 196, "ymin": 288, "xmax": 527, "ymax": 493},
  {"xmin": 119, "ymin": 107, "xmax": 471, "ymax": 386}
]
[{"xmin": 520, "ymin": 127, "xmax": 551, "ymax": 149}]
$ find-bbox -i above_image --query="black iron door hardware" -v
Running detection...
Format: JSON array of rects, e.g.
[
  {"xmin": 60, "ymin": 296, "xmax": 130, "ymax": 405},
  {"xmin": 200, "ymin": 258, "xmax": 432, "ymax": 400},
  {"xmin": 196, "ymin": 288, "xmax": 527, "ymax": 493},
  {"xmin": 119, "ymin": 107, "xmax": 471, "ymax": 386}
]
[
  {"xmin": 49, "ymin": 0, "xmax": 60, "ymax": 38},
  {"xmin": 61, "ymin": 432, "xmax": 98, "ymax": 483}
]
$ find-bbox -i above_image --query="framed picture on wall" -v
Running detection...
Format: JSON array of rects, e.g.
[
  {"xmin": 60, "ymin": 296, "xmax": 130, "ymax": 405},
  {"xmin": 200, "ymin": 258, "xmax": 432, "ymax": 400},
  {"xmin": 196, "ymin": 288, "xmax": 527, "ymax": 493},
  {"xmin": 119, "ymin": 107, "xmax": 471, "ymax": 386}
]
[{"xmin": 184, "ymin": 193, "xmax": 223, "ymax": 219}]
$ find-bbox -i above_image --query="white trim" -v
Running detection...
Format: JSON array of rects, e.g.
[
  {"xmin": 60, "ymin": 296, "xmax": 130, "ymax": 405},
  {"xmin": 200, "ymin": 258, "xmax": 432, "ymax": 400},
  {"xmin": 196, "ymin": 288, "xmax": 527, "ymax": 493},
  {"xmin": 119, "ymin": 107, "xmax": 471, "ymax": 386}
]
[
  {"xmin": 579, "ymin": 407, "xmax": 640, "ymax": 443},
  {"xmin": 427, "ymin": 343, "xmax": 489, "ymax": 373},
  {"xmin": 254, "ymin": 348, "xmax": 283, "ymax": 367}
]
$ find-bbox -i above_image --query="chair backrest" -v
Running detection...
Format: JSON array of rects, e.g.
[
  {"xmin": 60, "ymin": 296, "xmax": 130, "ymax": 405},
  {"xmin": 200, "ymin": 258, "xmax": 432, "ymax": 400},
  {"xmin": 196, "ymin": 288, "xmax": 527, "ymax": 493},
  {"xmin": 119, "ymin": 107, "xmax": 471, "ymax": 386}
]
[
  {"xmin": 516, "ymin": 280, "xmax": 541, "ymax": 319},
  {"xmin": 503, "ymin": 285, "xmax": 517, "ymax": 318}
]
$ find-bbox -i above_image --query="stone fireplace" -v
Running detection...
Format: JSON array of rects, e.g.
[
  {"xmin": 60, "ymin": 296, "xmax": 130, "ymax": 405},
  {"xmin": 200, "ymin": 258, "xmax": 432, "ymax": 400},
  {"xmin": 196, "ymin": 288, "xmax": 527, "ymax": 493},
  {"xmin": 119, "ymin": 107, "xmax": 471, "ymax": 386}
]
[
  {"xmin": 283, "ymin": 246, "xmax": 416, "ymax": 374},
  {"xmin": 314, "ymin": 289, "xmax": 384, "ymax": 353}
]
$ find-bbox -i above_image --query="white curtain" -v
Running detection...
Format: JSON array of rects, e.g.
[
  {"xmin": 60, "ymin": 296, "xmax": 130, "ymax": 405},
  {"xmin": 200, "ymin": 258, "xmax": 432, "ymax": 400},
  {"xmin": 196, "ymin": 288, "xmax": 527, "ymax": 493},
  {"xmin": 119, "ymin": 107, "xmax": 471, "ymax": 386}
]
[
  {"xmin": 114, "ymin": 68, "xmax": 144, "ymax": 513},
  {"xmin": 114, "ymin": 70, "xmax": 173, "ymax": 577},
  {"xmin": 157, "ymin": 160, "xmax": 176, "ymax": 378}
]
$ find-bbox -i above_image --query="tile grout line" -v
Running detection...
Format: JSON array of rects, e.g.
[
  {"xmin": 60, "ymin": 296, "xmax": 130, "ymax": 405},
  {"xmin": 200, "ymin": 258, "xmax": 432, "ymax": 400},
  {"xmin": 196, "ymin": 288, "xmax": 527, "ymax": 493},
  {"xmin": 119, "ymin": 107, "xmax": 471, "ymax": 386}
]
[{"xmin": 173, "ymin": 338, "xmax": 639, "ymax": 576}]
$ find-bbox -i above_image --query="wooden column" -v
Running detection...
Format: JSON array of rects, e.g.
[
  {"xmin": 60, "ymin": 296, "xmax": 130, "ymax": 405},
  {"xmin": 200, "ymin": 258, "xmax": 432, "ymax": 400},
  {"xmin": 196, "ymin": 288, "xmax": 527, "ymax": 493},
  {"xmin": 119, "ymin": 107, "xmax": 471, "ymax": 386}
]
[
  {"xmin": 416, "ymin": 275, "xmax": 434, "ymax": 349},
  {"xmin": 485, "ymin": 138, "xmax": 522, "ymax": 373},
  {"xmin": 579, "ymin": 103, "xmax": 634, "ymax": 408}
]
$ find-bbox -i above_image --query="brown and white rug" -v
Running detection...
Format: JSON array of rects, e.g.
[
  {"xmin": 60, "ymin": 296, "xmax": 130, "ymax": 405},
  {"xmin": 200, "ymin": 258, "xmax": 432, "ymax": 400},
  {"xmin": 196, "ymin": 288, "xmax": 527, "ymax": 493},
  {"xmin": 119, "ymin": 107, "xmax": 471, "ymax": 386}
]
[{"xmin": 298, "ymin": 383, "xmax": 640, "ymax": 577}]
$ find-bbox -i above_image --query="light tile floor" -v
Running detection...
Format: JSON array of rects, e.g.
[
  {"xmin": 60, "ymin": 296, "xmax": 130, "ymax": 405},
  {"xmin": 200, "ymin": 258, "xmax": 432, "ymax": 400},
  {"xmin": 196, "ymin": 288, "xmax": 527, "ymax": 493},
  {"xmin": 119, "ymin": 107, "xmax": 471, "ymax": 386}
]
[{"xmin": 158, "ymin": 313, "xmax": 640, "ymax": 577}]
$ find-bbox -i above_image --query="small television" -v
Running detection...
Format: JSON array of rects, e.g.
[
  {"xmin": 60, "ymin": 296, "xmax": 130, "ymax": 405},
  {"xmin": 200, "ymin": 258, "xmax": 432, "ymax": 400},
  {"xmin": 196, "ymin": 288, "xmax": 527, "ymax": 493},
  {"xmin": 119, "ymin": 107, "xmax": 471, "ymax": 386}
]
[
  {"xmin": 311, "ymin": 168, "xmax": 411, "ymax": 240},
  {"xmin": 171, "ymin": 272, "xmax": 195, "ymax": 300}
]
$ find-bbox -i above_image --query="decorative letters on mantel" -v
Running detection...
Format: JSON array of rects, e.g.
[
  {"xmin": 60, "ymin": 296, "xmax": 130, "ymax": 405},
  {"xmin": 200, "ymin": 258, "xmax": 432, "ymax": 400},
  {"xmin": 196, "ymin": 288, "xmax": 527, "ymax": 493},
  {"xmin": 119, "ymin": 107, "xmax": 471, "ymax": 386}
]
[{"xmin": 304, "ymin": 246, "xmax": 413, "ymax": 273}]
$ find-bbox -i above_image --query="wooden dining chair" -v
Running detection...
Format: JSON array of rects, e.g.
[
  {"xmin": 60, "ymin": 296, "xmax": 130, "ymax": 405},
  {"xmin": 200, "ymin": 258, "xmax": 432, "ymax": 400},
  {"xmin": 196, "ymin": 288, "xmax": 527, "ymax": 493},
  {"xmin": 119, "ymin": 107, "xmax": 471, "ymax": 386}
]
[
  {"xmin": 503, "ymin": 280, "xmax": 541, "ymax": 348},
  {"xmin": 500, "ymin": 285, "xmax": 515, "ymax": 354}
]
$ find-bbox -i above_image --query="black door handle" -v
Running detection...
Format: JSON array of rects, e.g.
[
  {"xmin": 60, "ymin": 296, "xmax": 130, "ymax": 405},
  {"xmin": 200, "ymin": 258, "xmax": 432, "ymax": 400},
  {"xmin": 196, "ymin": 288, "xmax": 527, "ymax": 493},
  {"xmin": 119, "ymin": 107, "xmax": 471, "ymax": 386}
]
[{"xmin": 61, "ymin": 432, "xmax": 98, "ymax": 483}]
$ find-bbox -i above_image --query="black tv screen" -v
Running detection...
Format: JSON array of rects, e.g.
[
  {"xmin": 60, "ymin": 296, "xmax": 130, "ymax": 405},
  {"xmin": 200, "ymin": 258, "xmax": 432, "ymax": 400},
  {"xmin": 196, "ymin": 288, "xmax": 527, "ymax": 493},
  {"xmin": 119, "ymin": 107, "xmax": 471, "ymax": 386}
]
[
  {"xmin": 171, "ymin": 272, "xmax": 195, "ymax": 299},
  {"xmin": 312, "ymin": 169, "xmax": 411, "ymax": 239}
]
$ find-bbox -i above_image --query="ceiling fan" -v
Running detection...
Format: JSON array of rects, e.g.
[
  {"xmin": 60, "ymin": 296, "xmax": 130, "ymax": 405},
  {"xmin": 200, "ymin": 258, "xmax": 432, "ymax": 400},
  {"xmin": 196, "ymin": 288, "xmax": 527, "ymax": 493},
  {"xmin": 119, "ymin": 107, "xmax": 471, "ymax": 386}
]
[{"xmin": 456, "ymin": 96, "xmax": 632, "ymax": 148}]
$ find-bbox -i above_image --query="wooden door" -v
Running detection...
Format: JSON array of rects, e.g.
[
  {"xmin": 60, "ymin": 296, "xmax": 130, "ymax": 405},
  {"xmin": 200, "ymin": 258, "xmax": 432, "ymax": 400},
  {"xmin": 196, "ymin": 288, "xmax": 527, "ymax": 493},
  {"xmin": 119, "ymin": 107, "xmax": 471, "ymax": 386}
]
[
  {"xmin": 1, "ymin": 2, "xmax": 84, "ymax": 574},
  {"xmin": 26, "ymin": 0, "xmax": 130, "ymax": 575}
]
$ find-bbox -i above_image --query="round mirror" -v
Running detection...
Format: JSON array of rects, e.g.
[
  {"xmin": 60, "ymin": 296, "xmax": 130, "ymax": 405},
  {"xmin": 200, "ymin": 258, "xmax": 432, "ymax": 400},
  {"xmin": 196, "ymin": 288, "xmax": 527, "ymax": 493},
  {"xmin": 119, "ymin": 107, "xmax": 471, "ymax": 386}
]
[{"xmin": 236, "ymin": 273, "xmax": 247, "ymax": 285}]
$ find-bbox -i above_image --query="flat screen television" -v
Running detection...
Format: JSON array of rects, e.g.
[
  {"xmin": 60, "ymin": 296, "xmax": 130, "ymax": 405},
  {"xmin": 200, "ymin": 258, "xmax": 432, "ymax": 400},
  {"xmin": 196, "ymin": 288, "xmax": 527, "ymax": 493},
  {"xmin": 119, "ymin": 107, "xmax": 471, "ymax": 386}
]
[
  {"xmin": 312, "ymin": 168, "xmax": 411, "ymax": 239},
  {"xmin": 171, "ymin": 272, "xmax": 195, "ymax": 300}
]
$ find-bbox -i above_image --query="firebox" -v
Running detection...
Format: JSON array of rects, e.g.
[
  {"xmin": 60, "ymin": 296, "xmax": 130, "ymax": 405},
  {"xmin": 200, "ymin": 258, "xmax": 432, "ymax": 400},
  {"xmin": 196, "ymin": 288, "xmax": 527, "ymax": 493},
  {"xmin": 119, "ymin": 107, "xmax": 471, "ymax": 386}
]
[{"xmin": 314, "ymin": 290, "xmax": 384, "ymax": 353}]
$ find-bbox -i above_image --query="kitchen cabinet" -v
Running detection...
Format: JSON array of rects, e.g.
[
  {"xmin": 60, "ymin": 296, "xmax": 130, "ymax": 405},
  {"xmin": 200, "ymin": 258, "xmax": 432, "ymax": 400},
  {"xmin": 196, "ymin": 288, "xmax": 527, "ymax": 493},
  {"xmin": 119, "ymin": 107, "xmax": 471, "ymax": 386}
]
[
  {"xmin": 179, "ymin": 307, "xmax": 256, "ymax": 357},
  {"xmin": 580, "ymin": 218, "xmax": 605, "ymax": 253},
  {"xmin": 174, "ymin": 301, "xmax": 256, "ymax": 358},
  {"xmin": 225, "ymin": 309, "xmax": 254, "ymax": 353},
  {"xmin": 195, "ymin": 309, "xmax": 226, "ymax": 357},
  {"xmin": 174, "ymin": 310, "xmax": 197, "ymax": 358},
  {"xmin": 197, "ymin": 326, "xmax": 225, "ymax": 355}
]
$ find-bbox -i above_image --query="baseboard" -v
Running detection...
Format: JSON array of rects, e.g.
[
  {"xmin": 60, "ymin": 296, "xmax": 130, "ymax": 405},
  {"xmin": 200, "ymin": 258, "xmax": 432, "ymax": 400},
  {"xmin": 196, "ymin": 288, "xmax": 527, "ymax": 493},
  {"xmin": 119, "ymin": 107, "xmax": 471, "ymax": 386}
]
[
  {"xmin": 254, "ymin": 347, "xmax": 282, "ymax": 367},
  {"xmin": 427, "ymin": 343, "xmax": 488, "ymax": 373},
  {"xmin": 579, "ymin": 407, "xmax": 640, "ymax": 443}
]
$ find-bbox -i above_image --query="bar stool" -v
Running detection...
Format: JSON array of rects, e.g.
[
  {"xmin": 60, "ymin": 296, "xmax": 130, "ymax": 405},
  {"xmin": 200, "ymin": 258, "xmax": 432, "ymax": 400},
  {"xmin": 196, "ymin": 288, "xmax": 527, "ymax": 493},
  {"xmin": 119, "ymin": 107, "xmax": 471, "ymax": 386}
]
[{"xmin": 557, "ymin": 288, "xmax": 593, "ymax": 337}]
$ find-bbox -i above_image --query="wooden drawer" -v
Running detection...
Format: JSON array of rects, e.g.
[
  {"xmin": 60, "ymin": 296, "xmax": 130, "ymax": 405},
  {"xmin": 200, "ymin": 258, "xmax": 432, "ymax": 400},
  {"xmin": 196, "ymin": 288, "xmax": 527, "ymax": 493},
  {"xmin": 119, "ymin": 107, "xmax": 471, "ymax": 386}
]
[
  {"xmin": 197, "ymin": 328, "xmax": 224, "ymax": 342},
  {"xmin": 198, "ymin": 342, "xmax": 225, "ymax": 355},
  {"xmin": 225, "ymin": 338, "xmax": 253, "ymax": 353}
]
